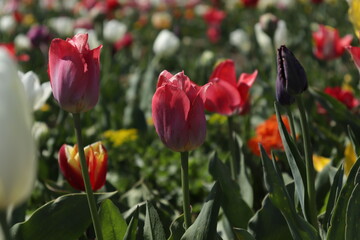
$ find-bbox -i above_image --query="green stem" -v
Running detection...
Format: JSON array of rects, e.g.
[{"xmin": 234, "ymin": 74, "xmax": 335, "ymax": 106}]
[
  {"xmin": 0, "ymin": 210, "xmax": 11, "ymax": 240},
  {"xmin": 286, "ymin": 107, "xmax": 297, "ymax": 139},
  {"xmin": 181, "ymin": 151, "xmax": 191, "ymax": 229},
  {"xmin": 227, "ymin": 116, "xmax": 237, "ymax": 180},
  {"xmin": 296, "ymin": 96, "xmax": 318, "ymax": 230},
  {"xmin": 72, "ymin": 113, "xmax": 103, "ymax": 240}
]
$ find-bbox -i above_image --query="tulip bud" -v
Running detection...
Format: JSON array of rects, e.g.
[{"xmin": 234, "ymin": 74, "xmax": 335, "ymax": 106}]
[
  {"xmin": 27, "ymin": 25, "xmax": 51, "ymax": 48},
  {"xmin": 153, "ymin": 30, "xmax": 180, "ymax": 57},
  {"xmin": 259, "ymin": 13, "xmax": 278, "ymax": 40},
  {"xmin": 229, "ymin": 29, "xmax": 251, "ymax": 53},
  {"xmin": 276, "ymin": 45, "xmax": 308, "ymax": 105},
  {"xmin": 48, "ymin": 33, "xmax": 102, "ymax": 113},
  {"xmin": 0, "ymin": 49, "xmax": 36, "ymax": 209},
  {"xmin": 58, "ymin": 142, "xmax": 107, "ymax": 191},
  {"xmin": 152, "ymin": 71, "xmax": 209, "ymax": 152},
  {"xmin": 103, "ymin": 20, "xmax": 127, "ymax": 44}
]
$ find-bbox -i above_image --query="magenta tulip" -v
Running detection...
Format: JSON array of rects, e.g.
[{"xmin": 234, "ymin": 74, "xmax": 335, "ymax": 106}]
[
  {"xmin": 152, "ymin": 71, "xmax": 209, "ymax": 152},
  {"xmin": 48, "ymin": 33, "xmax": 102, "ymax": 113},
  {"xmin": 204, "ymin": 59, "xmax": 257, "ymax": 115}
]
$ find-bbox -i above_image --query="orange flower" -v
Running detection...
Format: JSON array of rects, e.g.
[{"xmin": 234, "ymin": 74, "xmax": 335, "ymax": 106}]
[{"xmin": 248, "ymin": 114, "xmax": 290, "ymax": 157}]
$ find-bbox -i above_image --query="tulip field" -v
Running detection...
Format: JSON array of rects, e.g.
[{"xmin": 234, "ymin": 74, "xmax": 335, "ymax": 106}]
[{"xmin": 2, "ymin": 0, "xmax": 360, "ymax": 239}]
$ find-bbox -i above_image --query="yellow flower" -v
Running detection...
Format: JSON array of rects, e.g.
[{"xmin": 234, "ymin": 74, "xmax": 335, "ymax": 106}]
[
  {"xmin": 22, "ymin": 14, "xmax": 36, "ymax": 26},
  {"xmin": 342, "ymin": 74, "xmax": 354, "ymax": 93},
  {"xmin": 349, "ymin": 0, "xmax": 360, "ymax": 38},
  {"xmin": 103, "ymin": 129, "xmax": 138, "ymax": 147},
  {"xmin": 40, "ymin": 103, "xmax": 50, "ymax": 112},
  {"xmin": 313, "ymin": 155, "xmax": 331, "ymax": 172},
  {"xmin": 208, "ymin": 114, "xmax": 227, "ymax": 125},
  {"xmin": 344, "ymin": 143, "xmax": 357, "ymax": 176}
]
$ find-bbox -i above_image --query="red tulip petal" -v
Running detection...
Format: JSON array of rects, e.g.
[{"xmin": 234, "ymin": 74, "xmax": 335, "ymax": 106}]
[
  {"xmin": 237, "ymin": 70, "xmax": 258, "ymax": 103},
  {"xmin": 204, "ymin": 79, "xmax": 240, "ymax": 115},
  {"xmin": 68, "ymin": 33, "xmax": 89, "ymax": 53},
  {"xmin": 186, "ymin": 91, "xmax": 207, "ymax": 151},
  {"xmin": 48, "ymin": 38, "xmax": 86, "ymax": 112},
  {"xmin": 210, "ymin": 59, "xmax": 237, "ymax": 87},
  {"xmin": 152, "ymin": 84, "xmax": 190, "ymax": 152},
  {"xmin": 157, "ymin": 70, "xmax": 174, "ymax": 88},
  {"xmin": 337, "ymin": 34, "xmax": 353, "ymax": 55},
  {"xmin": 347, "ymin": 46, "xmax": 360, "ymax": 71}
]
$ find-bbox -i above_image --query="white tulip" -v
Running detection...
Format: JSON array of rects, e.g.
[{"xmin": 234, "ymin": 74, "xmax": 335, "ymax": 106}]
[
  {"xmin": 48, "ymin": 16, "xmax": 74, "ymax": 37},
  {"xmin": 254, "ymin": 20, "xmax": 288, "ymax": 55},
  {"xmin": 14, "ymin": 34, "xmax": 32, "ymax": 51},
  {"xmin": 153, "ymin": 29, "xmax": 180, "ymax": 57},
  {"xmin": 103, "ymin": 20, "xmax": 127, "ymax": 43},
  {"xmin": 0, "ymin": 49, "xmax": 36, "ymax": 209},
  {"xmin": 19, "ymin": 71, "xmax": 52, "ymax": 111},
  {"xmin": 229, "ymin": 29, "xmax": 251, "ymax": 53},
  {"xmin": 0, "ymin": 15, "xmax": 16, "ymax": 34}
]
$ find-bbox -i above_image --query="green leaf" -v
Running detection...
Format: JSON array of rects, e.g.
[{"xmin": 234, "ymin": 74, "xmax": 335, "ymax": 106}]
[
  {"xmin": 99, "ymin": 199, "xmax": 127, "ymax": 240},
  {"xmin": 345, "ymin": 183, "xmax": 360, "ymax": 239},
  {"xmin": 260, "ymin": 146, "xmax": 319, "ymax": 240},
  {"xmin": 123, "ymin": 206, "xmax": 140, "ymax": 240},
  {"xmin": 143, "ymin": 201, "xmax": 166, "ymax": 240},
  {"xmin": 209, "ymin": 153, "xmax": 253, "ymax": 229},
  {"xmin": 181, "ymin": 182, "xmax": 221, "ymax": 240},
  {"xmin": 322, "ymin": 165, "xmax": 344, "ymax": 231},
  {"xmin": 168, "ymin": 214, "xmax": 185, "ymax": 240},
  {"xmin": 248, "ymin": 193, "xmax": 292, "ymax": 240},
  {"xmin": 326, "ymin": 158, "xmax": 360, "ymax": 240},
  {"xmin": 11, "ymin": 192, "xmax": 116, "ymax": 240},
  {"xmin": 233, "ymin": 228, "xmax": 255, "ymax": 240},
  {"xmin": 274, "ymin": 102, "xmax": 306, "ymax": 218},
  {"xmin": 347, "ymin": 126, "xmax": 360, "ymax": 157}
]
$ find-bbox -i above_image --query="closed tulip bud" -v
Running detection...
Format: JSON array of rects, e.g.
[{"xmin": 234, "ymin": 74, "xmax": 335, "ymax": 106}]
[
  {"xmin": 103, "ymin": 20, "xmax": 127, "ymax": 43},
  {"xmin": 152, "ymin": 71, "xmax": 210, "ymax": 152},
  {"xmin": 58, "ymin": 141, "xmax": 107, "ymax": 191},
  {"xmin": 0, "ymin": 49, "xmax": 36, "ymax": 209},
  {"xmin": 276, "ymin": 45, "xmax": 308, "ymax": 105},
  {"xmin": 48, "ymin": 33, "xmax": 102, "ymax": 113},
  {"xmin": 153, "ymin": 30, "xmax": 180, "ymax": 57}
]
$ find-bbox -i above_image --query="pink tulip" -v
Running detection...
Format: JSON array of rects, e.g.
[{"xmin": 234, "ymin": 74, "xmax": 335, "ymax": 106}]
[
  {"xmin": 152, "ymin": 71, "xmax": 209, "ymax": 152},
  {"xmin": 347, "ymin": 46, "xmax": 360, "ymax": 72},
  {"xmin": 58, "ymin": 141, "xmax": 107, "ymax": 191},
  {"xmin": 204, "ymin": 59, "xmax": 257, "ymax": 115},
  {"xmin": 48, "ymin": 33, "xmax": 102, "ymax": 113},
  {"xmin": 312, "ymin": 25, "xmax": 352, "ymax": 60}
]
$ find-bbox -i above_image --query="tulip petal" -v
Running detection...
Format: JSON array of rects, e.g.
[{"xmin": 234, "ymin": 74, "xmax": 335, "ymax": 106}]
[
  {"xmin": 68, "ymin": 33, "xmax": 89, "ymax": 52},
  {"xmin": 152, "ymin": 84, "xmax": 190, "ymax": 152},
  {"xmin": 204, "ymin": 79, "xmax": 241, "ymax": 115},
  {"xmin": 210, "ymin": 59, "xmax": 237, "ymax": 87},
  {"xmin": 347, "ymin": 46, "xmax": 360, "ymax": 71},
  {"xmin": 48, "ymin": 38, "xmax": 86, "ymax": 112},
  {"xmin": 157, "ymin": 70, "xmax": 174, "ymax": 88}
]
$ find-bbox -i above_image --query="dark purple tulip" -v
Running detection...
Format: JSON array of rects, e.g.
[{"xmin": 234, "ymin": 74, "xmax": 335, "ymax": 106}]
[
  {"xmin": 27, "ymin": 25, "xmax": 51, "ymax": 48},
  {"xmin": 276, "ymin": 45, "xmax": 308, "ymax": 105}
]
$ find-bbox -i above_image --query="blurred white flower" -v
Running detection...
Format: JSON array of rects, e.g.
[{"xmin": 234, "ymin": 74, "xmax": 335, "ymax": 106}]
[
  {"xmin": 14, "ymin": 34, "xmax": 31, "ymax": 51},
  {"xmin": 48, "ymin": 16, "xmax": 74, "ymax": 37},
  {"xmin": 103, "ymin": 20, "xmax": 127, "ymax": 43},
  {"xmin": 153, "ymin": 29, "xmax": 180, "ymax": 57},
  {"xmin": 0, "ymin": 49, "xmax": 36, "ymax": 209},
  {"xmin": 255, "ymin": 19, "xmax": 288, "ymax": 55},
  {"xmin": 19, "ymin": 71, "xmax": 52, "ymax": 111},
  {"xmin": 0, "ymin": 14, "xmax": 16, "ymax": 34},
  {"xmin": 32, "ymin": 121, "xmax": 49, "ymax": 141},
  {"xmin": 75, "ymin": 28, "xmax": 101, "ymax": 50},
  {"xmin": 229, "ymin": 29, "xmax": 251, "ymax": 53}
]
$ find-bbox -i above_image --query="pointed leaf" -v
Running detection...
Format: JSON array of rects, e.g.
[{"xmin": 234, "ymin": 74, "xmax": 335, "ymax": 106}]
[
  {"xmin": 143, "ymin": 201, "xmax": 166, "ymax": 240},
  {"xmin": 326, "ymin": 158, "xmax": 360, "ymax": 240},
  {"xmin": 347, "ymin": 126, "xmax": 360, "ymax": 157},
  {"xmin": 181, "ymin": 182, "xmax": 222, "ymax": 240},
  {"xmin": 168, "ymin": 214, "xmax": 185, "ymax": 240},
  {"xmin": 123, "ymin": 206, "xmax": 140, "ymax": 240},
  {"xmin": 11, "ymin": 192, "xmax": 116, "ymax": 240},
  {"xmin": 99, "ymin": 199, "xmax": 127, "ymax": 240},
  {"xmin": 209, "ymin": 153, "xmax": 253, "ymax": 229}
]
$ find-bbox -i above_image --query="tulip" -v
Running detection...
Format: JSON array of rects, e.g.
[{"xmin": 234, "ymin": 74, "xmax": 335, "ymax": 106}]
[
  {"xmin": 48, "ymin": 16, "xmax": 75, "ymax": 37},
  {"xmin": 0, "ymin": 48, "xmax": 36, "ymax": 209},
  {"xmin": 204, "ymin": 59, "xmax": 258, "ymax": 115},
  {"xmin": 19, "ymin": 71, "xmax": 52, "ymax": 111},
  {"xmin": 103, "ymin": 19, "xmax": 127, "ymax": 43},
  {"xmin": 312, "ymin": 24, "xmax": 353, "ymax": 60},
  {"xmin": 241, "ymin": 0, "xmax": 259, "ymax": 7},
  {"xmin": 347, "ymin": 46, "xmax": 360, "ymax": 72},
  {"xmin": 276, "ymin": 45, "xmax": 307, "ymax": 105},
  {"xmin": 58, "ymin": 141, "xmax": 107, "ymax": 191},
  {"xmin": 153, "ymin": 30, "xmax": 180, "ymax": 57},
  {"xmin": 229, "ymin": 29, "xmax": 251, "ymax": 53},
  {"xmin": 27, "ymin": 25, "xmax": 51, "ymax": 48},
  {"xmin": 48, "ymin": 33, "xmax": 102, "ymax": 113},
  {"xmin": 152, "ymin": 71, "xmax": 209, "ymax": 152}
]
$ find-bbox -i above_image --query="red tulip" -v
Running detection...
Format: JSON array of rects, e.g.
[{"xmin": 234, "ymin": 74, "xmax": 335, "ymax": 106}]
[
  {"xmin": 317, "ymin": 86, "xmax": 359, "ymax": 114},
  {"xmin": 48, "ymin": 33, "xmax": 102, "ymax": 113},
  {"xmin": 58, "ymin": 141, "xmax": 107, "ymax": 191},
  {"xmin": 204, "ymin": 59, "xmax": 257, "ymax": 116},
  {"xmin": 312, "ymin": 25, "xmax": 352, "ymax": 60},
  {"xmin": 152, "ymin": 71, "xmax": 210, "ymax": 152},
  {"xmin": 347, "ymin": 46, "xmax": 360, "ymax": 72}
]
